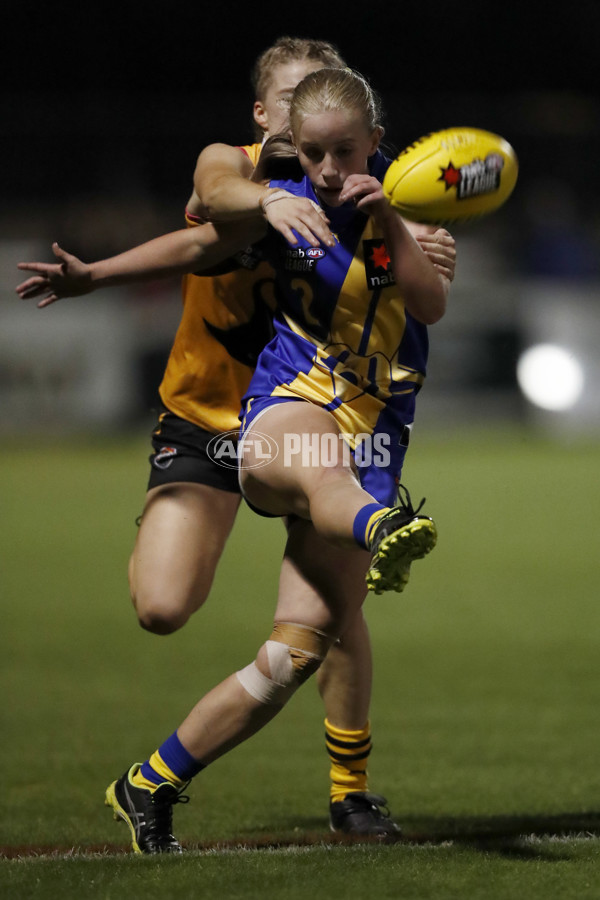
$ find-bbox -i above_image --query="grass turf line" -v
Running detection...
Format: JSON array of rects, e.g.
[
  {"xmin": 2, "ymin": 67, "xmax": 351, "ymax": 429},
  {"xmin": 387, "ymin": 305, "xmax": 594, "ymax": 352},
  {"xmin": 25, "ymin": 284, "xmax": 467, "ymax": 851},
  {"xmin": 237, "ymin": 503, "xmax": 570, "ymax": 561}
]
[{"xmin": 2, "ymin": 430, "xmax": 600, "ymax": 898}]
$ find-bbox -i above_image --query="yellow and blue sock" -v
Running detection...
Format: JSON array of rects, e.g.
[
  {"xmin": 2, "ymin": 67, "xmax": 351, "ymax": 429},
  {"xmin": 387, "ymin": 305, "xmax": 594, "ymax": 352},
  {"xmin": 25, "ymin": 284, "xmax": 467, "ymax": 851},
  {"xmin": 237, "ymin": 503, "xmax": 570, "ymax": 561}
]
[
  {"xmin": 132, "ymin": 731, "xmax": 205, "ymax": 792},
  {"xmin": 325, "ymin": 718, "xmax": 372, "ymax": 803},
  {"xmin": 352, "ymin": 503, "xmax": 391, "ymax": 550}
]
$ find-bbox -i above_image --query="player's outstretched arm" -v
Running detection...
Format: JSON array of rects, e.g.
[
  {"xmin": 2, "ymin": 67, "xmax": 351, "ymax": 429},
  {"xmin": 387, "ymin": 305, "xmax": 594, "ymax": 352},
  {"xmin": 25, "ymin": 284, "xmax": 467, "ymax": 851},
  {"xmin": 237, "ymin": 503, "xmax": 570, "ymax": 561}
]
[
  {"xmin": 16, "ymin": 219, "xmax": 265, "ymax": 308},
  {"xmin": 193, "ymin": 142, "xmax": 334, "ymax": 248}
]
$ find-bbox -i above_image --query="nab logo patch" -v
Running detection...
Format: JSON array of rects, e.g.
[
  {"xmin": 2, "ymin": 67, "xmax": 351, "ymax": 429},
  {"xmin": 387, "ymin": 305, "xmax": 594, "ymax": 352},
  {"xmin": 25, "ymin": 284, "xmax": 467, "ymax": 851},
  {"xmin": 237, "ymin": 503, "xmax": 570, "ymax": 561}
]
[
  {"xmin": 285, "ymin": 245, "xmax": 325, "ymax": 272},
  {"xmin": 363, "ymin": 240, "xmax": 395, "ymax": 290}
]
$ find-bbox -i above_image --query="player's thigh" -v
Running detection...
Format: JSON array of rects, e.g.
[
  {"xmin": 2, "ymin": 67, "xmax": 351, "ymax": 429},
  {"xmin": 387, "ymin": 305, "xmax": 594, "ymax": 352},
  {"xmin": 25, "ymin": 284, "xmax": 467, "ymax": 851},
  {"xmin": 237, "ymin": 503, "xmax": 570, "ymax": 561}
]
[
  {"xmin": 129, "ymin": 481, "xmax": 241, "ymax": 619},
  {"xmin": 274, "ymin": 516, "xmax": 369, "ymax": 638},
  {"xmin": 240, "ymin": 401, "xmax": 356, "ymax": 517}
]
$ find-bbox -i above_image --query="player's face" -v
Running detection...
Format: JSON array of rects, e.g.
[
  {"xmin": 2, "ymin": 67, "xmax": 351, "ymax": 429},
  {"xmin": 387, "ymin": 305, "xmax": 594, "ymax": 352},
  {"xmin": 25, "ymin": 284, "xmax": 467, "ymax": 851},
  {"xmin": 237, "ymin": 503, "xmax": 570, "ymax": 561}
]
[
  {"xmin": 294, "ymin": 110, "xmax": 381, "ymax": 207},
  {"xmin": 253, "ymin": 60, "xmax": 325, "ymax": 137}
]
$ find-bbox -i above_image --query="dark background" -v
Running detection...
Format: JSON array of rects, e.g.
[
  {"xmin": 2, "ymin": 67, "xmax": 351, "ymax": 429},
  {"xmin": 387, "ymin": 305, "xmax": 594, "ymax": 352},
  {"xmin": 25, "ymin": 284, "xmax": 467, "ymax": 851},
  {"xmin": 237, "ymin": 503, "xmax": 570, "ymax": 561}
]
[
  {"xmin": 6, "ymin": 1, "xmax": 599, "ymax": 95},
  {"xmin": 1, "ymin": 1, "xmax": 599, "ymax": 431},
  {"xmin": 2, "ymin": 0, "xmax": 599, "ymax": 277}
]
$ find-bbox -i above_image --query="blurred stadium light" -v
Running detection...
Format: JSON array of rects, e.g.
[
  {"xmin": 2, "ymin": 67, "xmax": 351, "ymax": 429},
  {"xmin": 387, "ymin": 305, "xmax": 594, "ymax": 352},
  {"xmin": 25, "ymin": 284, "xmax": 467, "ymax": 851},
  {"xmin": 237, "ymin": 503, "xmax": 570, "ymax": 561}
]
[{"xmin": 517, "ymin": 344, "xmax": 584, "ymax": 411}]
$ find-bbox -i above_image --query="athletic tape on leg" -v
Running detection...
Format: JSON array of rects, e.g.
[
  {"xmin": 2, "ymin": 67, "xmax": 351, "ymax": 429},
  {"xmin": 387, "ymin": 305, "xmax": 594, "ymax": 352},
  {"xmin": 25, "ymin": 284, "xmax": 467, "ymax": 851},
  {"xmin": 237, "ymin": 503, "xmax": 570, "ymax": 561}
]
[{"xmin": 236, "ymin": 622, "xmax": 333, "ymax": 706}]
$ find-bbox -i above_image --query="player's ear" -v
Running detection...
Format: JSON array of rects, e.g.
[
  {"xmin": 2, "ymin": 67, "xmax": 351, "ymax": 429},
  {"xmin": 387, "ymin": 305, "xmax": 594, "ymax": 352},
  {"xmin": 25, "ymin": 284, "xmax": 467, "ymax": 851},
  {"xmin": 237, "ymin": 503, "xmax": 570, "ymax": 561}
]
[
  {"xmin": 253, "ymin": 100, "xmax": 268, "ymax": 133},
  {"xmin": 369, "ymin": 126, "xmax": 385, "ymax": 155}
]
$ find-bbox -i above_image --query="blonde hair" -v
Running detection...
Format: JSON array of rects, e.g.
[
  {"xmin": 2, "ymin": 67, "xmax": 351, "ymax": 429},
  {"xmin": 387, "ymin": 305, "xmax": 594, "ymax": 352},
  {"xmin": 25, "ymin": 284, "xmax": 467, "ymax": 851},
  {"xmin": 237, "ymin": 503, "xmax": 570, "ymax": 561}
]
[
  {"xmin": 251, "ymin": 37, "xmax": 346, "ymax": 100},
  {"xmin": 290, "ymin": 68, "xmax": 383, "ymax": 139}
]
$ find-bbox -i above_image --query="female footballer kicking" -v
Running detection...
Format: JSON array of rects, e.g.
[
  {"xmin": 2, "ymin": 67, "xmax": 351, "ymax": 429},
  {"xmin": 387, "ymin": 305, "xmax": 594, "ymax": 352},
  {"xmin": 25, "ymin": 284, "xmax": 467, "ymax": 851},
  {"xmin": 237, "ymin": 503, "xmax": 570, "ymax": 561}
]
[{"xmin": 17, "ymin": 67, "xmax": 454, "ymax": 853}]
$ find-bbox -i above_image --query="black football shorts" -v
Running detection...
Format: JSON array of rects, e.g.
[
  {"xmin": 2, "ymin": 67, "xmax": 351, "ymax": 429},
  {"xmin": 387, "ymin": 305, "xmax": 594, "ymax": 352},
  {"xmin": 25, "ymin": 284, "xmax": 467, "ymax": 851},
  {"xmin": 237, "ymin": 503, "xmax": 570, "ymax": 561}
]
[{"xmin": 147, "ymin": 407, "xmax": 240, "ymax": 494}]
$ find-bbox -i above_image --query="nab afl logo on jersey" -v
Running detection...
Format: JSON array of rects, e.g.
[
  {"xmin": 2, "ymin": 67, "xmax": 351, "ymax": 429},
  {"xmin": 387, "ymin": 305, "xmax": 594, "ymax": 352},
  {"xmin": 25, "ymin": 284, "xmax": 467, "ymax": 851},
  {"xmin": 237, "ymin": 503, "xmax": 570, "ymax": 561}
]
[
  {"xmin": 363, "ymin": 240, "xmax": 396, "ymax": 289},
  {"xmin": 285, "ymin": 246, "xmax": 325, "ymax": 272}
]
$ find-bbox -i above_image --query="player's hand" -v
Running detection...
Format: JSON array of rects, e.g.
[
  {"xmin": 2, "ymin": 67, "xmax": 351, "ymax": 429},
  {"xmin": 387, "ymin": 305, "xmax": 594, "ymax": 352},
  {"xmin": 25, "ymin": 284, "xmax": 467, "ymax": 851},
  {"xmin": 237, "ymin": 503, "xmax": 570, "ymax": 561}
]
[
  {"xmin": 414, "ymin": 228, "xmax": 456, "ymax": 284},
  {"xmin": 262, "ymin": 192, "xmax": 335, "ymax": 247},
  {"xmin": 339, "ymin": 174, "xmax": 386, "ymax": 213},
  {"xmin": 16, "ymin": 242, "xmax": 93, "ymax": 307}
]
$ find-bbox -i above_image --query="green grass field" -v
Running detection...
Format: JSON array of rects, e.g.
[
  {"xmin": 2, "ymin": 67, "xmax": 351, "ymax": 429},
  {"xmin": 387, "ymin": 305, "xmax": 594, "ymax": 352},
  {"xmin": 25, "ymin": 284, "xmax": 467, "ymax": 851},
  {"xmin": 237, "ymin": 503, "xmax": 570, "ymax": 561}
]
[{"xmin": 2, "ymin": 427, "xmax": 600, "ymax": 899}]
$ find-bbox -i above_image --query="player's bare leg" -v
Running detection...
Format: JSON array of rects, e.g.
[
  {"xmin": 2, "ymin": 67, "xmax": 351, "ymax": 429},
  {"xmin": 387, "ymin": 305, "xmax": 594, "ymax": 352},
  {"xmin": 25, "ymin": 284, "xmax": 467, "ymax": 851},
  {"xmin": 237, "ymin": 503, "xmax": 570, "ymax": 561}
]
[
  {"xmin": 285, "ymin": 519, "xmax": 400, "ymax": 836},
  {"xmin": 240, "ymin": 402, "xmax": 368, "ymax": 541},
  {"xmin": 128, "ymin": 482, "xmax": 241, "ymax": 634},
  {"xmin": 318, "ymin": 611, "xmax": 372, "ymax": 728},
  {"xmin": 106, "ymin": 518, "xmax": 375, "ymax": 852},
  {"xmin": 240, "ymin": 402, "xmax": 437, "ymax": 593},
  {"xmin": 175, "ymin": 518, "xmax": 366, "ymax": 761}
]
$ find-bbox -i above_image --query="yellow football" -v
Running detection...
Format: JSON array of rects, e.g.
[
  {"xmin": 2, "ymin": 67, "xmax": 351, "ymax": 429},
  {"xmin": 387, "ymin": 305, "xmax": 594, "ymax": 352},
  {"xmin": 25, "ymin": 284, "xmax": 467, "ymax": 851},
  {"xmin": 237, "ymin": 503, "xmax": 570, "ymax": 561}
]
[{"xmin": 383, "ymin": 127, "xmax": 518, "ymax": 224}]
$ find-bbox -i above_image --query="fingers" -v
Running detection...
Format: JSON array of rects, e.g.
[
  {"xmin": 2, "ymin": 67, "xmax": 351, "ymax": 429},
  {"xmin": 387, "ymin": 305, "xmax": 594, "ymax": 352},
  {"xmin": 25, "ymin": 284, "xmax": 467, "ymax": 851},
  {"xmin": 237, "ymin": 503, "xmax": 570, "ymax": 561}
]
[
  {"xmin": 432, "ymin": 263, "xmax": 454, "ymax": 281},
  {"xmin": 16, "ymin": 244, "xmax": 70, "ymax": 276},
  {"xmin": 415, "ymin": 231, "xmax": 455, "ymax": 248},
  {"xmin": 291, "ymin": 218, "xmax": 335, "ymax": 248},
  {"xmin": 418, "ymin": 245, "xmax": 455, "ymax": 265},
  {"xmin": 37, "ymin": 294, "xmax": 59, "ymax": 308},
  {"xmin": 270, "ymin": 214, "xmax": 332, "ymax": 247},
  {"xmin": 16, "ymin": 264, "xmax": 62, "ymax": 295},
  {"xmin": 52, "ymin": 241, "xmax": 71, "ymax": 264},
  {"xmin": 416, "ymin": 232, "xmax": 456, "ymax": 257},
  {"xmin": 339, "ymin": 174, "xmax": 382, "ymax": 205},
  {"xmin": 17, "ymin": 261, "xmax": 52, "ymax": 274},
  {"xmin": 15, "ymin": 278, "xmax": 58, "ymax": 307},
  {"xmin": 266, "ymin": 198, "xmax": 335, "ymax": 247},
  {"xmin": 17, "ymin": 245, "xmax": 79, "ymax": 307},
  {"xmin": 16, "ymin": 263, "xmax": 64, "ymax": 304},
  {"xmin": 341, "ymin": 188, "xmax": 382, "ymax": 208},
  {"xmin": 415, "ymin": 229, "xmax": 456, "ymax": 283},
  {"xmin": 16, "ymin": 275, "xmax": 49, "ymax": 299}
]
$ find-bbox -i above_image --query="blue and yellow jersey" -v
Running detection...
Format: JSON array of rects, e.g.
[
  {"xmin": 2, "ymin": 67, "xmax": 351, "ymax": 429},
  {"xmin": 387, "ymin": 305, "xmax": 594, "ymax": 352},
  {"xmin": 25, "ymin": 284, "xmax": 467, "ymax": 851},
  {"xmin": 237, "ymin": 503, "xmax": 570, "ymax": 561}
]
[
  {"xmin": 242, "ymin": 150, "xmax": 429, "ymax": 504},
  {"xmin": 158, "ymin": 142, "xmax": 276, "ymax": 434}
]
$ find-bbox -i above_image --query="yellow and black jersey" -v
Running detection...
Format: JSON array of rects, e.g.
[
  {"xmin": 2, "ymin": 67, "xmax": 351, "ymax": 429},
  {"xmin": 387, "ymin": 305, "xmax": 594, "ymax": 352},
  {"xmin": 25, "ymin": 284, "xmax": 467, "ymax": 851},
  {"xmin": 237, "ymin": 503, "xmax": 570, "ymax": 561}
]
[{"xmin": 158, "ymin": 143, "xmax": 276, "ymax": 434}]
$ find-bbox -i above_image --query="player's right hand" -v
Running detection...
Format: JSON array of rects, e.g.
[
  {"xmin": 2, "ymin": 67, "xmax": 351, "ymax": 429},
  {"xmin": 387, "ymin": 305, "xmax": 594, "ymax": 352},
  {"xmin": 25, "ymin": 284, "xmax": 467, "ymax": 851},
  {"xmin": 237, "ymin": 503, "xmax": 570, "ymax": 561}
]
[{"xmin": 16, "ymin": 242, "xmax": 93, "ymax": 307}]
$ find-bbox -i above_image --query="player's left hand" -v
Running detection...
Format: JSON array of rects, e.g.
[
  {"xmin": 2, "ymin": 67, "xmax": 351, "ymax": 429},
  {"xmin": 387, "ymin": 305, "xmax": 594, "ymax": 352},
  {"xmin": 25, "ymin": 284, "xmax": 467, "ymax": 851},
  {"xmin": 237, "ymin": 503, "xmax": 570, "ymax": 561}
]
[{"xmin": 16, "ymin": 242, "xmax": 93, "ymax": 307}]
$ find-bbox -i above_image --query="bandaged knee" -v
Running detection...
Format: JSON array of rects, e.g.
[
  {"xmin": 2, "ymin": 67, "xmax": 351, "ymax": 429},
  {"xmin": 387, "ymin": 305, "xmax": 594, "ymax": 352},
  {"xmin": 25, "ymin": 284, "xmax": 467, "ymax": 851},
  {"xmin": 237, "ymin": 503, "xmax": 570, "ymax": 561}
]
[{"xmin": 236, "ymin": 622, "xmax": 333, "ymax": 706}]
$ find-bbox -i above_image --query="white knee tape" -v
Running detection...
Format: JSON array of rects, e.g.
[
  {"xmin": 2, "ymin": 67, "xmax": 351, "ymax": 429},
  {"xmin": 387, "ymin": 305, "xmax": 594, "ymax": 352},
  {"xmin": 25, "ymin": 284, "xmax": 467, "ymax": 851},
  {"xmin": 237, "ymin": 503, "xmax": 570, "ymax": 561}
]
[
  {"xmin": 236, "ymin": 623, "xmax": 333, "ymax": 706},
  {"xmin": 265, "ymin": 639, "xmax": 294, "ymax": 684},
  {"xmin": 236, "ymin": 656, "xmax": 297, "ymax": 706}
]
